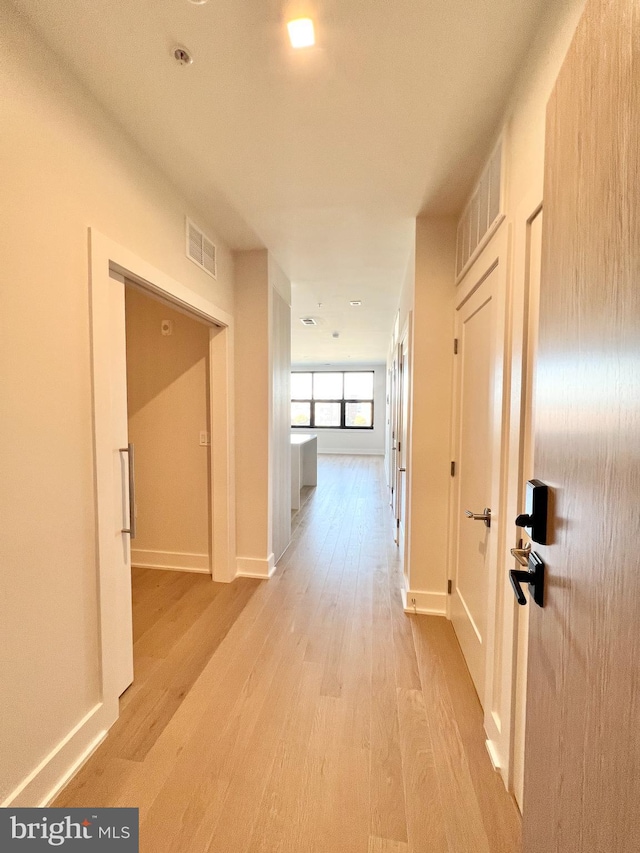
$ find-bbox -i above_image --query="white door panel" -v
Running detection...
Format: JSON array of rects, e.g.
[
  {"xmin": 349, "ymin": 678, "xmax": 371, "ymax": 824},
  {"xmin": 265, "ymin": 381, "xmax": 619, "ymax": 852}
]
[
  {"xmin": 451, "ymin": 269, "xmax": 497, "ymax": 700},
  {"xmin": 108, "ymin": 273, "xmax": 134, "ymax": 697}
]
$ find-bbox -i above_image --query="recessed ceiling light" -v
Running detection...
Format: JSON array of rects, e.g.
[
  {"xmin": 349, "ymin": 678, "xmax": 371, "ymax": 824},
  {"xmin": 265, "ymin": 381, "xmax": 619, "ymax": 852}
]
[
  {"xmin": 349, "ymin": 300, "xmax": 362, "ymax": 306},
  {"xmin": 287, "ymin": 18, "xmax": 315, "ymax": 49},
  {"xmin": 300, "ymin": 317, "xmax": 318, "ymax": 326},
  {"xmin": 188, "ymin": 0, "xmax": 208, "ymax": 4}
]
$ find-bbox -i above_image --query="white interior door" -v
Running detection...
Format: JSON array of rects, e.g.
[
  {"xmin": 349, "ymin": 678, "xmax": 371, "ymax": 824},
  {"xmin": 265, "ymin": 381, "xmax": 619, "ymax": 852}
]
[
  {"xmin": 108, "ymin": 271, "xmax": 134, "ymax": 697},
  {"xmin": 388, "ymin": 358, "xmax": 398, "ymax": 515},
  {"xmin": 396, "ymin": 332, "xmax": 410, "ymax": 553},
  {"xmin": 451, "ymin": 266, "xmax": 498, "ymax": 700}
]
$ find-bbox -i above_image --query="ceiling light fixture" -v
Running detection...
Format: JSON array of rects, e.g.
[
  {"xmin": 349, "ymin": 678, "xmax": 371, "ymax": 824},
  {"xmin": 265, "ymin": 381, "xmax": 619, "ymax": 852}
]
[
  {"xmin": 349, "ymin": 300, "xmax": 362, "ymax": 306},
  {"xmin": 188, "ymin": 0, "xmax": 208, "ymax": 4},
  {"xmin": 287, "ymin": 18, "xmax": 315, "ymax": 49}
]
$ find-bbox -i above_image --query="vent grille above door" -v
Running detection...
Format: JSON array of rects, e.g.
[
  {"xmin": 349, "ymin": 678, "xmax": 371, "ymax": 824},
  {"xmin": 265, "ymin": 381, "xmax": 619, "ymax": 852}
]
[
  {"xmin": 186, "ymin": 218, "xmax": 217, "ymax": 279},
  {"xmin": 455, "ymin": 138, "xmax": 505, "ymax": 281}
]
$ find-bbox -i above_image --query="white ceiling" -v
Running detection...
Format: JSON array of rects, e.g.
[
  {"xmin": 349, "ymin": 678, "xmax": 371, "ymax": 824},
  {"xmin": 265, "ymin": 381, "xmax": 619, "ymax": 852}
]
[{"xmin": 12, "ymin": 0, "xmax": 553, "ymax": 361}]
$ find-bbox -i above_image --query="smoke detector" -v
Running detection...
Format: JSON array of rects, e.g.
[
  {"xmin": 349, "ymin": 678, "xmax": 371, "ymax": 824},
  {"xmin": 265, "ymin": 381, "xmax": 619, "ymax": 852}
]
[{"xmin": 173, "ymin": 46, "xmax": 193, "ymax": 66}]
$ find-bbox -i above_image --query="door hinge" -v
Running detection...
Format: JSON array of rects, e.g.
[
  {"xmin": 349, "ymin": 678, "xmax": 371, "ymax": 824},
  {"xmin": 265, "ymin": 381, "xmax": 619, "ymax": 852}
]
[
  {"xmin": 453, "ymin": 338, "xmax": 459, "ymax": 355},
  {"xmin": 398, "ymin": 440, "xmax": 401, "ymax": 452},
  {"xmin": 450, "ymin": 460, "xmax": 456, "ymax": 477},
  {"xmin": 447, "ymin": 579, "xmax": 453, "ymax": 595},
  {"xmin": 397, "ymin": 519, "xmax": 400, "ymax": 529}
]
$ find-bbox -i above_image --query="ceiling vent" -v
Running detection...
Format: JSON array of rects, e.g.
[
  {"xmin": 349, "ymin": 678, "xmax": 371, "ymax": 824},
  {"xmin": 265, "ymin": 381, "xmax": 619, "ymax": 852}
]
[
  {"xmin": 300, "ymin": 317, "xmax": 318, "ymax": 326},
  {"xmin": 186, "ymin": 217, "xmax": 217, "ymax": 279}
]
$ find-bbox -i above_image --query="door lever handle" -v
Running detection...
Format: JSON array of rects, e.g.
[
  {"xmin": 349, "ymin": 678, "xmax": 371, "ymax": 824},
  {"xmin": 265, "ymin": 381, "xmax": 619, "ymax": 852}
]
[
  {"xmin": 509, "ymin": 569, "xmax": 529, "ymax": 605},
  {"xmin": 509, "ymin": 551, "xmax": 544, "ymax": 607},
  {"xmin": 398, "ymin": 467, "xmax": 406, "ymax": 472},
  {"xmin": 510, "ymin": 544, "xmax": 531, "ymax": 567},
  {"xmin": 464, "ymin": 508, "xmax": 491, "ymax": 528}
]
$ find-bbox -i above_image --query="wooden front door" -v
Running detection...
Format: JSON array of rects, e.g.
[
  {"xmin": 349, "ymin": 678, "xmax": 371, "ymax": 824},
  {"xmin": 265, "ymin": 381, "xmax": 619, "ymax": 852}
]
[{"xmin": 523, "ymin": 0, "xmax": 640, "ymax": 849}]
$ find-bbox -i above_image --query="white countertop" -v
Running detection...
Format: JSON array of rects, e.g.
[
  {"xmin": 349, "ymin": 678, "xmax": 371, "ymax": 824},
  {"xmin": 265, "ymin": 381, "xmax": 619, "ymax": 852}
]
[{"xmin": 290, "ymin": 434, "xmax": 317, "ymax": 445}]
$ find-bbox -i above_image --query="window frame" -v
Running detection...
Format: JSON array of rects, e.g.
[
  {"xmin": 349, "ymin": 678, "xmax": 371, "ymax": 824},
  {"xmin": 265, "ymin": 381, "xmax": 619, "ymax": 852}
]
[{"xmin": 291, "ymin": 370, "xmax": 375, "ymax": 430}]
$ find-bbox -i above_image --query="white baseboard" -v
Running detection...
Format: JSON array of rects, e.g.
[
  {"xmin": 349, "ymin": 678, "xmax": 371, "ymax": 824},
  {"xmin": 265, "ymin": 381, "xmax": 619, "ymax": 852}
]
[
  {"xmin": 236, "ymin": 553, "xmax": 276, "ymax": 580},
  {"xmin": 401, "ymin": 587, "xmax": 447, "ymax": 616},
  {"xmin": 2, "ymin": 700, "xmax": 117, "ymax": 808},
  {"xmin": 131, "ymin": 548, "xmax": 210, "ymax": 574}
]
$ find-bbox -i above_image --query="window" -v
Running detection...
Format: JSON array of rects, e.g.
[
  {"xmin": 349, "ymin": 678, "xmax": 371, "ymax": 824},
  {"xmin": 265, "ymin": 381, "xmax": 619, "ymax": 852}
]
[{"xmin": 291, "ymin": 371, "xmax": 374, "ymax": 429}]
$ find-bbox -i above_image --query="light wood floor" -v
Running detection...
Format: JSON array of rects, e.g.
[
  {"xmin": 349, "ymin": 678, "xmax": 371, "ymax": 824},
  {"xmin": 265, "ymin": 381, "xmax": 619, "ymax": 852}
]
[{"xmin": 55, "ymin": 455, "xmax": 521, "ymax": 852}]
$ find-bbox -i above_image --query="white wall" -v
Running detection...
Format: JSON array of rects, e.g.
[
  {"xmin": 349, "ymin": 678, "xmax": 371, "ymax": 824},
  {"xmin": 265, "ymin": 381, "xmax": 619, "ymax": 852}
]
[
  {"xmin": 234, "ymin": 250, "xmax": 292, "ymax": 576},
  {"xmin": 0, "ymin": 4, "xmax": 235, "ymax": 805},
  {"xmin": 390, "ymin": 0, "xmax": 586, "ymax": 787},
  {"xmin": 403, "ymin": 218, "xmax": 457, "ymax": 612},
  {"xmin": 234, "ymin": 251, "xmax": 270, "ymax": 573},
  {"xmin": 292, "ymin": 363, "xmax": 386, "ymax": 455},
  {"xmin": 269, "ymin": 258, "xmax": 292, "ymax": 565},
  {"xmin": 125, "ymin": 287, "xmax": 211, "ymax": 573}
]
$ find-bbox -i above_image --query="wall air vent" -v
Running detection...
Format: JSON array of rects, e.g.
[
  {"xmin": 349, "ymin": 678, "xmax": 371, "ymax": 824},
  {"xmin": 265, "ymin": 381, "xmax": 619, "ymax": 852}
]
[
  {"xmin": 300, "ymin": 317, "xmax": 318, "ymax": 326},
  {"xmin": 186, "ymin": 217, "xmax": 217, "ymax": 279},
  {"xmin": 455, "ymin": 137, "xmax": 505, "ymax": 281}
]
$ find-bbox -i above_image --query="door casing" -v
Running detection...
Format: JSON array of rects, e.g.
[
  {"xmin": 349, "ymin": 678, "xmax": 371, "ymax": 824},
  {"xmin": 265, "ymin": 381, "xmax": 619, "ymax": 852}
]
[
  {"xmin": 397, "ymin": 314, "xmax": 412, "ymax": 566},
  {"xmin": 447, "ymin": 226, "xmax": 511, "ymax": 769},
  {"xmin": 89, "ymin": 229, "xmax": 236, "ymax": 713},
  {"xmin": 489, "ymin": 191, "xmax": 545, "ymax": 795}
]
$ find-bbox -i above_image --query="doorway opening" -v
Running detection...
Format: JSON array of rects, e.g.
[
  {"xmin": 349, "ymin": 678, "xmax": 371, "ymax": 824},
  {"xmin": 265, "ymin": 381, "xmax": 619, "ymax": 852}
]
[
  {"xmin": 124, "ymin": 283, "xmax": 212, "ymax": 577},
  {"xmin": 89, "ymin": 229, "xmax": 236, "ymax": 729},
  {"xmin": 122, "ymin": 284, "xmax": 218, "ymax": 706}
]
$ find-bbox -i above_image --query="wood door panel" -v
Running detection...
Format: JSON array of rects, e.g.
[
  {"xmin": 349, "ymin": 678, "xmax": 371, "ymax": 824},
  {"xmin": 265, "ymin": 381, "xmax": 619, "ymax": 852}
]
[
  {"xmin": 513, "ymin": 208, "xmax": 542, "ymax": 812},
  {"xmin": 523, "ymin": 0, "xmax": 640, "ymax": 850}
]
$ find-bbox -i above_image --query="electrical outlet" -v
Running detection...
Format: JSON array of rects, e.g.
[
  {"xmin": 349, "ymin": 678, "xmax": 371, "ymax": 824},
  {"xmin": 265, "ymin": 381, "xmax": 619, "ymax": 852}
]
[{"xmin": 199, "ymin": 431, "xmax": 210, "ymax": 446}]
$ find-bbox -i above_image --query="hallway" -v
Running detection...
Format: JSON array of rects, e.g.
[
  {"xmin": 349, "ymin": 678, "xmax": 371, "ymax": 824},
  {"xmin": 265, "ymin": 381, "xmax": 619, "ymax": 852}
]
[{"xmin": 55, "ymin": 455, "xmax": 520, "ymax": 852}]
